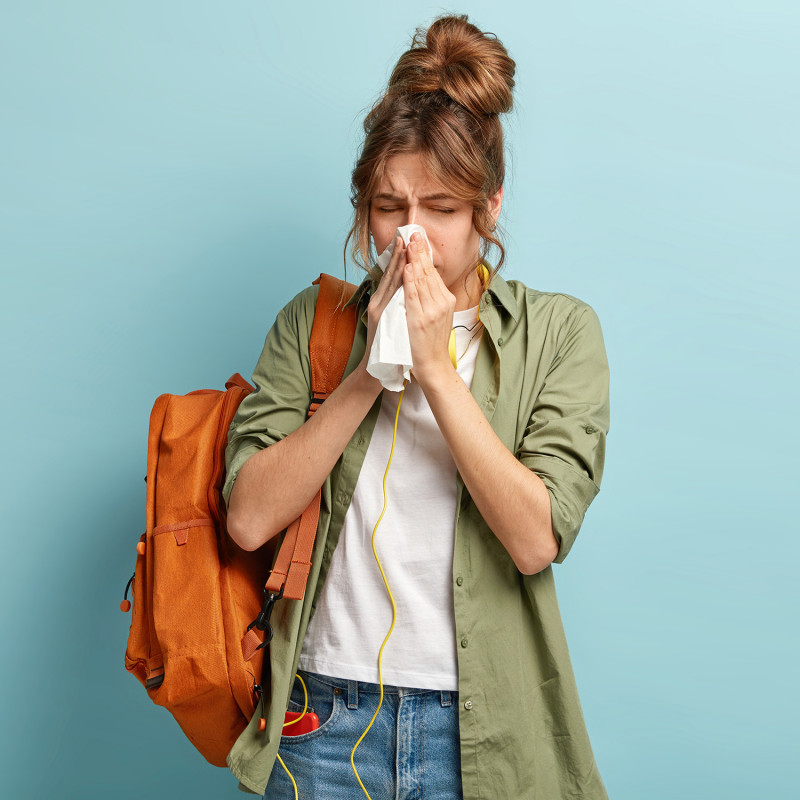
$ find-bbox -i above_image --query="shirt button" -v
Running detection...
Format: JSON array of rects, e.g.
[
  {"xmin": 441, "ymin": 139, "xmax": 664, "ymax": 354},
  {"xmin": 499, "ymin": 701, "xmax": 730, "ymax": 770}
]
[
  {"xmin": 497, "ymin": 337, "xmax": 504, "ymax": 346},
  {"xmin": 338, "ymin": 491, "xmax": 351, "ymax": 504},
  {"xmin": 460, "ymin": 637, "xmax": 469, "ymax": 648},
  {"xmin": 456, "ymin": 576, "xmax": 464, "ymax": 586},
  {"xmin": 464, "ymin": 700, "xmax": 473, "ymax": 710},
  {"xmin": 584, "ymin": 425, "xmax": 597, "ymax": 434}
]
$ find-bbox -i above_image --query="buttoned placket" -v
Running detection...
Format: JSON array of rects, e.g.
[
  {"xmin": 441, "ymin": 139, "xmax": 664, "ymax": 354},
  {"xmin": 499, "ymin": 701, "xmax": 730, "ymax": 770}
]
[{"xmin": 452, "ymin": 288, "xmax": 507, "ymax": 755}]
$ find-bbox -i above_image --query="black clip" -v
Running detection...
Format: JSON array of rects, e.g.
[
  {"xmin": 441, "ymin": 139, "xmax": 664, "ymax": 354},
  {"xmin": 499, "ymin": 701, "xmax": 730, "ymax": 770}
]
[
  {"xmin": 308, "ymin": 395, "xmax": 326, "ymax": 418},
  {"xmin": 247, "ymin": 587, "xmax": 283, "ymax": 648}
]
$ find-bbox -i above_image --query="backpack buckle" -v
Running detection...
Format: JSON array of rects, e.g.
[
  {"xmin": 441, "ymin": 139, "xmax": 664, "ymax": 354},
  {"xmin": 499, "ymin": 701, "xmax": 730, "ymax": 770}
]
[
  {"xmin": 308, "ymin": 395, "xmax": 327, "ymax": 417},
  {"xmin": 247, "ymin": 588, "xmax": 283, "ymax": 646}
]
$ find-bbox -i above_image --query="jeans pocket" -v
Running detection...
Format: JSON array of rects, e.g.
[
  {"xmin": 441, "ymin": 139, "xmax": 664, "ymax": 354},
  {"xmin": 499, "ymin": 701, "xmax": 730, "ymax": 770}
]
[{"xmin": 281, "ymin": 673, "xmax": 341, "ymax": 742}]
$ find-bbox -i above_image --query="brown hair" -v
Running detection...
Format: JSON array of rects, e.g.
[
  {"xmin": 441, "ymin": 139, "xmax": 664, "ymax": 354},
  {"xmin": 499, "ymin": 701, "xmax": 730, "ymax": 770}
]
[{"xmin": 343, "ymin": 14, "xmax": 516, "ymax": 288}]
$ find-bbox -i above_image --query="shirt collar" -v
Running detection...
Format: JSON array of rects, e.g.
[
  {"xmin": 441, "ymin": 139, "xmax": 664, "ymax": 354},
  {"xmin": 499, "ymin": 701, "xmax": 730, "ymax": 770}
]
[
  {"xmin": 480, "ymin": 271, "xmax": 519, "ymax": 322},
  {"xmin": 342, "ymin": 276, "xmax": 372, "ymax": 324}
]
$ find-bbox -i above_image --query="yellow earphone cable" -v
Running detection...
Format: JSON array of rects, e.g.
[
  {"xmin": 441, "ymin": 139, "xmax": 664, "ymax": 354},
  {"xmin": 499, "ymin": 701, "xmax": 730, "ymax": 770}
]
[
  {"xmin": 349, "ymin": 276, "xmax": 485, "ymax": 796},
  {"xmin": 276, "ymin": 264, "xmax": 488, "ymax": 799},
  {"xmin": 350, "ymin": 381, "xmax": 407, "ymax": 799},
  {"xmin": 276, "ymin": 672, "xmax": 309, "ymax": 800}
]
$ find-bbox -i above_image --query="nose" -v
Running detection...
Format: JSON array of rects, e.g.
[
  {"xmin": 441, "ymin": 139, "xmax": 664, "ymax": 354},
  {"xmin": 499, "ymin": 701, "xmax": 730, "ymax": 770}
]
[{"xmin": 405, "ymin": 203, "xmax": 420, "ymax": 227}]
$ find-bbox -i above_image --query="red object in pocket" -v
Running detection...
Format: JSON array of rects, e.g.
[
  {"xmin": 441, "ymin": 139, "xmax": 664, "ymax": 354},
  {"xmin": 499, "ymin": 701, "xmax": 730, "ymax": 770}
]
[{"xmin": 282, "ymin": 710, "xmax": 320, "ymax": 736}]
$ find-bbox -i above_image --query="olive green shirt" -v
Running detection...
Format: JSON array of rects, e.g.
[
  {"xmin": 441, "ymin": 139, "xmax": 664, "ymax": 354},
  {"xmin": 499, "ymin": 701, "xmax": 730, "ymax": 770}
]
[{"xmin": 222, "ymin": 272, "xmax": 610, "ymax": 798}]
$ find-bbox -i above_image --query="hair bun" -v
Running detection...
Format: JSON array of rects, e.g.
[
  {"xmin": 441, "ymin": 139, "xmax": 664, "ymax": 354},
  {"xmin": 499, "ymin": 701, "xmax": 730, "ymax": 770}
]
[{"xmin": 388, "ymin": 14, "xmax": 515, "ymax": 117}]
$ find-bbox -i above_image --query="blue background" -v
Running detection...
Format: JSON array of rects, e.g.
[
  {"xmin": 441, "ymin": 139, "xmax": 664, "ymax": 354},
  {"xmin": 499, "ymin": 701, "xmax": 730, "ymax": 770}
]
[{"xmin": 1, "ymin": 1, "xmax": 797, "ymax": 798}]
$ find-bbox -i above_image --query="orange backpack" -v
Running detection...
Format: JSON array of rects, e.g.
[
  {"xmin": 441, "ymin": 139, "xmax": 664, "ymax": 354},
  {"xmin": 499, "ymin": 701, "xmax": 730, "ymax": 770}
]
[{"xmin": 121, "ymin": 274, "xmax": 358, "ymax": 767}]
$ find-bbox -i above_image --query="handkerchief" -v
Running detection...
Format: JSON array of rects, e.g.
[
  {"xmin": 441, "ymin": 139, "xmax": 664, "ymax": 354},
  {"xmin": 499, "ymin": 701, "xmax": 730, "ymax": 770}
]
[{"xmin": 367, "ymin": 224, "xmax": 433, "ymax": 391}]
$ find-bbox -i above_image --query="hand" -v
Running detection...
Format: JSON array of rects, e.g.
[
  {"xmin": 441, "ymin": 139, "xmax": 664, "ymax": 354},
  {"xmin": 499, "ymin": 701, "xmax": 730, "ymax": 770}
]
[
  {"xmin": 360, "ymin": 235, "xmax": 406, "ymax": 369},
  {"xmin": 403, "ymin": 232, "xmax": 457, "ymax": 386}
]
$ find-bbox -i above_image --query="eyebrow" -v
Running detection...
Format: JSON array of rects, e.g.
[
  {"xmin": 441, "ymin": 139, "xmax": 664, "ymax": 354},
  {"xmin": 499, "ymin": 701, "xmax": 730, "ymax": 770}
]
[{"xmin": 373, "ymin": 193, "xmax": 456, "ymax": 202}]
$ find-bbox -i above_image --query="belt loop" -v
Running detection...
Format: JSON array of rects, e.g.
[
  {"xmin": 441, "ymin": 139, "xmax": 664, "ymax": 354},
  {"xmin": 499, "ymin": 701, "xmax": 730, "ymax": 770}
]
[
  {"xmin": 440, "ymin": 690, "xmax": 452, "ymax": 707},
  {"xmin": 347, "ymin": 680, "xmax": 359, "ymax": 709}
]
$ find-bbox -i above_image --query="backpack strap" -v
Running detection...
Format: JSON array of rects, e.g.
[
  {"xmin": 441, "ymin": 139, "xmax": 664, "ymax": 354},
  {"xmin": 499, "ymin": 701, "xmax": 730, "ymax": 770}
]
[
  {"xmin": 307, "ymin": 274, "xmax": 361, "ymax": 416},
  {"xmin": 242, "ymin": 274, "xmax": 358, "ymax": 662}
]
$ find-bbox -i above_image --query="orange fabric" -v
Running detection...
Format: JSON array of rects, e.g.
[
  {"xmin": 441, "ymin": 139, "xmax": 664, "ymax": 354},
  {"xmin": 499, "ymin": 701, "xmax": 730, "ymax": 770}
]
[
  {"xmin": 264, "ymin": 516, "xmax": 301, "ymax": 596},
  {"xmin": 282, "ymin": 490, "xmax": 322, "ymax": 600},
  {"xmin": 123, "ymin": 374, "xmax": 265, "ymax": 767},
  {"xmin": 241, "ymin": 627, "xmax": 264, "ymax": 663},
  {"xmin": 123, "ymin": 275, "xmax": 357, "ymax": 768},
  {"xmin": 263, "ymin": 490, "xmax": 320, "ymax": 599},
  {"xmin": 310, "ymin": 274, "xmax": 360, "ymax": 403}
]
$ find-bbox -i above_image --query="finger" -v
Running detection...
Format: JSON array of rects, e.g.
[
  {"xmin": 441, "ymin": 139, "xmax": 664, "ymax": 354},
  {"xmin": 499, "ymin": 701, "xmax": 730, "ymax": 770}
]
[
  {"xmin": 387, "ymin": 236, "xmax": 406, "ymax": 279},
  {"xmin": 407, "ymin": 235, "xmax": 448, "ymax": 307},
  {"xmin": 407, "ymin": 233, "xmax": 435, "ymax": 276},
  {"xmin": 381, "ymin": 240, "xmax": 407, "ymax": 307},
  {"xmin": 386, "ymin": 237, "xmax": 407, "ymax": 287},
  {"xmin": 373, "ymin": 236, "xmax": 405, "ymax": 302},
  {"xmin": 406, "ymin": 245, "xmax": 437, "ymax": 309},
  {"xmin": 388, "ymin": 234, "xmax": 406, "ymax": 268},
  {"xmin": 403, "ymin": 259, "xmax": 420, "ymax": 308}
]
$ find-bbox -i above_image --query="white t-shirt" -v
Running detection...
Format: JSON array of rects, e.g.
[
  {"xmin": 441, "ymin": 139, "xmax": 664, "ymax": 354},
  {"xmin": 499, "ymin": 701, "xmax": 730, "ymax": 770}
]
[{"xmin": 298, "ymin": 304, "xmax": 484, "ymax": 690}]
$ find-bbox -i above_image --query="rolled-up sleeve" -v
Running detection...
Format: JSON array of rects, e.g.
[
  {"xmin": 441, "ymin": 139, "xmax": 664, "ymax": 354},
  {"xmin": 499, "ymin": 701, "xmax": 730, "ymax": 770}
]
[
  {"xmin": 222, "ymin": 287, "xmax": 317, "ymax": 507},
  {"xmin": 516, "ymin": 303, "xmax": 610, "ymax": 563}
]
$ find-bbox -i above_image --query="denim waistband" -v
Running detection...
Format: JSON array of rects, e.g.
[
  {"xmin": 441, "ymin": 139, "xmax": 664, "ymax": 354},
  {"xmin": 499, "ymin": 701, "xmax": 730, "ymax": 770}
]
[{"xmin": 297, "ymin": 669, "xmax": 456, "ymax": 708}]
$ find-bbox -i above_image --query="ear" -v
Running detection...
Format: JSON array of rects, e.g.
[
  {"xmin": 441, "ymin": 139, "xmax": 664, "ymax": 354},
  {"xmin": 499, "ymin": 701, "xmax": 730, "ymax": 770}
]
[{"xmin": 487, "ymin": 185, "xmax": 503, "ymax": 225}]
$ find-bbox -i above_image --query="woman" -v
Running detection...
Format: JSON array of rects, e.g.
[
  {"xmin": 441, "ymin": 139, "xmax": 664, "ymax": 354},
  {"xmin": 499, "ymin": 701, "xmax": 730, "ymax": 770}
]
[{"xmin": 224, "ymin": 14, "xmax": 610, "ymax": 800}]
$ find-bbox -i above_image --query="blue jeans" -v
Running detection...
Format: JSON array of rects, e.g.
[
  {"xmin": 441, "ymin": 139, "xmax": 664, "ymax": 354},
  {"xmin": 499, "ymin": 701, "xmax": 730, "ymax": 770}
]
[{"xmin": 264, "ymin": 670, "xmax": 463, "ymax": 799}]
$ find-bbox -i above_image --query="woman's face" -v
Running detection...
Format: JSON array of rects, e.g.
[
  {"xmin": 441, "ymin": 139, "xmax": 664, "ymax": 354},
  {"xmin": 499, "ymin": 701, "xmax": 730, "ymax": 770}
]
[{"xmin": 369, "ymin": 152, "xmax": 502, "ymax": 310}]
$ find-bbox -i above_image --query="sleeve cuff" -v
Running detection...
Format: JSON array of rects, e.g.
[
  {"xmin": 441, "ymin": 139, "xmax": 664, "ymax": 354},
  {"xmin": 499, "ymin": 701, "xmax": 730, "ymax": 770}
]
[
  {"xmin": 519, "ymin": 453, "xmax": 600, "ymax": 564},
  {"xmin": 222, "ymin": 444, "xmax": 263, "ymax": 509}
]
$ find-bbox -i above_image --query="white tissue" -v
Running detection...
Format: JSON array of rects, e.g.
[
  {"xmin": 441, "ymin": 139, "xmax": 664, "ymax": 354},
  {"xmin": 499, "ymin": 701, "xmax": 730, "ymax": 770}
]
[{"xmin": 367, "ymin": 224, "xmax": 433, "ymax": 391}]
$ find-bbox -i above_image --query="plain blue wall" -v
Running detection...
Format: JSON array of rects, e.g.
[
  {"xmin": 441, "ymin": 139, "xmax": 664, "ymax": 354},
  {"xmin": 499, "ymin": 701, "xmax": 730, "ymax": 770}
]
[{"xmin": 1, "ymin": 1, "xmax": 797, "ymax": 798}]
